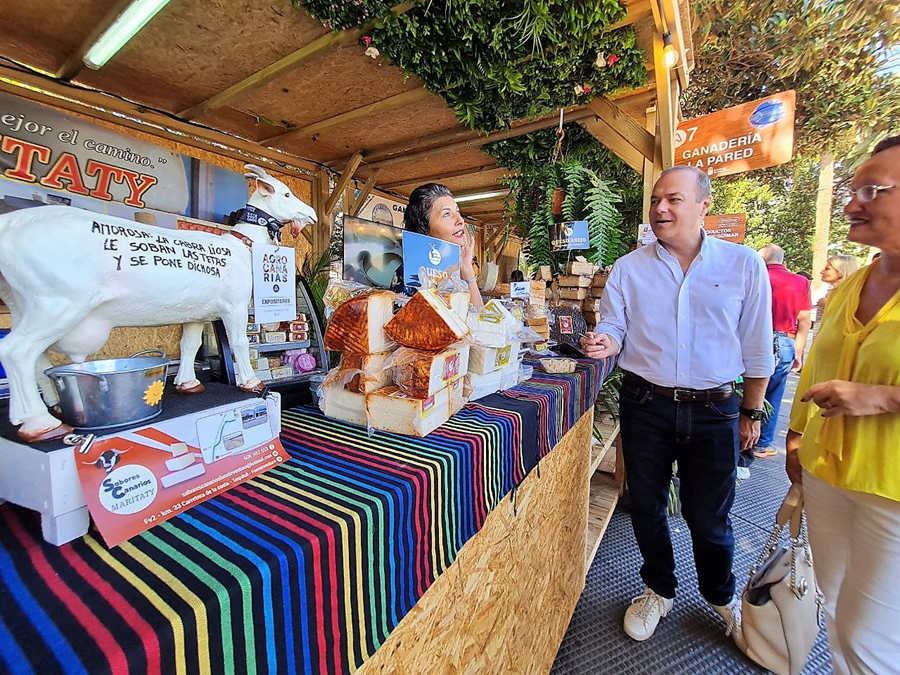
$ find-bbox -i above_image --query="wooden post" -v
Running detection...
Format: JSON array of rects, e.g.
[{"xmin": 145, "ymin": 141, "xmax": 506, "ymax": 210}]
[
  {"xmin": 312, "ymin": 168, "xmax": 332, "ymax": 260},
  {"xmin": 812, "ymin": 152, "xmax": 835, "ymax": 298},
  {"xmin": 642, "ymin": 106, "xmax": 662, "ymax": 223},
  {"xmin": 349, "ymin": 171, "xmax": 381, "ymax": 217}
]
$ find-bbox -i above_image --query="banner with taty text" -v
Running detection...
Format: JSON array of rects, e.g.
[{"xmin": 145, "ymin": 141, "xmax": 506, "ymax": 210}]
[{"xmin": 0, "ymin": 92, "xmax": 248, "ymax": 227}]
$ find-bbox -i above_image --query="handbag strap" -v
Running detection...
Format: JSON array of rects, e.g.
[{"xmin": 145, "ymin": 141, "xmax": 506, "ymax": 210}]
[{"xmin": 775, "ymin": 483, "xmax": 804, "ymax": 539}]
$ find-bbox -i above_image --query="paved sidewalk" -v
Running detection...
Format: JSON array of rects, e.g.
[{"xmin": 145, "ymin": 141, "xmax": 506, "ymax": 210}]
[{"xmin": 552, "ymin": 373, "xmax": 833, "ymax": 675}]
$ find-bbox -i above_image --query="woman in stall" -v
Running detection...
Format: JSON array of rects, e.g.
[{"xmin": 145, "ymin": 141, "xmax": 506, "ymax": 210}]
[{"xmin": 403, "ymin": 183, "xmax": 484, "ymax": 308}]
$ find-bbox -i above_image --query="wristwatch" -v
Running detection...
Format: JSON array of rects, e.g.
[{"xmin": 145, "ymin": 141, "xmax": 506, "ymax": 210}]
[{"xmin": 739, "ymin": 406, "xmax": 766, "ymax": 421}]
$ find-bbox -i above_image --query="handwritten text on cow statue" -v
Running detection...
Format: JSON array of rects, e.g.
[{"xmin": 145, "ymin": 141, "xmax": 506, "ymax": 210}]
[{"xmin": 0, "ymin": 164, "xmax": 315, "ymax": 442}]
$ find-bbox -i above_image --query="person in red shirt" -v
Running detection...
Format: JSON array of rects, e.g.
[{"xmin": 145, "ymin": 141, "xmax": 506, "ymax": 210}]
[{"xmin": 754, "ymin": 244, "xmax": 812, "ymax": 458}]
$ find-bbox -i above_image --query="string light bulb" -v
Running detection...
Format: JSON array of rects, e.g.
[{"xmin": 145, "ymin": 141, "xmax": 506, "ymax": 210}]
[{"xmin": 662, "ymin": 32, "xmax": 679, "ymax": 69}]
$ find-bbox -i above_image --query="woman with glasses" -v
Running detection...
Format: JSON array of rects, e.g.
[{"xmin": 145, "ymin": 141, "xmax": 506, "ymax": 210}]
[{"xmin": 786, "ymin": 136, "xmax": 900, "ymax": 674}]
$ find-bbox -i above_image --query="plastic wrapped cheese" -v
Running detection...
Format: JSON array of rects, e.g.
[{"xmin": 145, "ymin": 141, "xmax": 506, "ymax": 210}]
[
  {"xmin": 448, "ymin": 291, "xmax": 470, "ymax": 322},
  {"xmin": 366, "ymin": 385, "xmax": 451, "ymax": 437},
  {"xmin": 324, "ymin": 291, "xmax": 395, "ymax": 353},
  {"xmin": 384, "ymin": 289, "xmax": 469, "ymax": 350},
  {"xmin": 464, "ymin": 369, "xmax": 503, "ymax": 401},
  {"xmin": 339, "ymin": 351, "xmax": 394, "ymax": 394},
  {"xmin": 319, "ymin": 378, "xmax": 368, "ymax": 427},
  {"xmin": 389, "ymin": 344, "xmax": 470, "ymax": 398},
  {"xmin": 449, "ymin": 378, "xmax": 467, "ymax": 416},
  {"xmin": 500, "ymin": 359, "xmax": 520, "ymax": 391},
  {"xmin": 469, "ymin": 341, "xmax": 520, "ymax": 375}
]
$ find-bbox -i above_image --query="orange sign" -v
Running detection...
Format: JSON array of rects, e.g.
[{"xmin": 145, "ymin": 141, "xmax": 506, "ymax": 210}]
[
  {"xmin": 76, "ymin": 395, "xmax": 285, "ymax": 547},
  {"xmin": 675, "ymin": 91, "xmax": 796, "ymax": 178},
  {"xmin": 704, "ymin": 214, "xmax": 747, "ymax": 244}
]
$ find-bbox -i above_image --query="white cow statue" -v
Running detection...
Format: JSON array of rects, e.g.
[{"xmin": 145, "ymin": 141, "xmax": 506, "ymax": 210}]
[{"xmin": 0, "ymin": 164, "xmax": 316, "ymax": 442}]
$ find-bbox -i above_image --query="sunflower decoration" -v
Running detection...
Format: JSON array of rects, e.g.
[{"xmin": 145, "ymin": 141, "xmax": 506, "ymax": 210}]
[{"xmin": 143, "ymin": 380, "xmax": 165, "ymax": 407}]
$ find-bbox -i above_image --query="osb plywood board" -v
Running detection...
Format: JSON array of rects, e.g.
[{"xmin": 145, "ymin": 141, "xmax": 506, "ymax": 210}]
[
  {"xmin": 440, "ymin": 168, "xmax": 508, "ymax": 194},
  {"xmin": 75, "ymin": 0, "xmax": 330, "ymax": 113},
  {"xmin": 238, "ymin": 45, "xmax": 424, "ymax": 138},
  {"xmin": 284, "ymin": 95, "xmax": 462, "ymax": 161},
  {"xmin": 200, "ymin": 106, "xmax": 293, "ymax": 144},
  {"xmin": 0, "ymin": 0, "xmax": 120, "ymax": 73},
  {"xmin": 371, "ymin": 148, "xmax": 494, "ymax": 186},
  {"xmin": 359, "ymin": 410, "xmax": 592, "ymax": 675}
]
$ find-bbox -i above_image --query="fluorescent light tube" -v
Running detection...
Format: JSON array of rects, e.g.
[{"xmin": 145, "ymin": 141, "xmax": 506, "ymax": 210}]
[
  {"xmin": 83, "ymin": 0, "xmax": 171, "ymax": 70},
  {"xmin": 455, "ymin": 190, "xmax": 507, "ymax": 203}
]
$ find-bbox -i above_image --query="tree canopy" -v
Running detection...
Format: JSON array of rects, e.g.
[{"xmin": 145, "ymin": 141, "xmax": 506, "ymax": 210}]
[{"xmin": 686, "ymin": 0, "xmax": 900, "ymax": 155}]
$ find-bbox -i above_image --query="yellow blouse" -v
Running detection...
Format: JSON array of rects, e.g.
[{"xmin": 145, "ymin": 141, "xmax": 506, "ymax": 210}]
[{"xmin": 789, "ymin": 263, "xmax": 900, "ymax": 502}]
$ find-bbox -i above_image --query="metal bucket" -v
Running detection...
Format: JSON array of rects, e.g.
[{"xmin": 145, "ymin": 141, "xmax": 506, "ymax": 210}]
[{"xmin": 45, "ymin": 350, "xmax": 169, "ymax": 431}]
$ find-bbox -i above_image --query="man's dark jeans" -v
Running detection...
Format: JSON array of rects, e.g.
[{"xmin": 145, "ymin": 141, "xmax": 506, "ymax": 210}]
[{"xmin": 619, "ymin": 375, "xmax": 739, "ymax": 606}]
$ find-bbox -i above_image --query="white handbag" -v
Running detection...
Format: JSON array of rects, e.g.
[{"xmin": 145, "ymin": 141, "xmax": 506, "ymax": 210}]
[{"xmin": 741, "ymin": 484, "xmax": 823, "ymax": 675}]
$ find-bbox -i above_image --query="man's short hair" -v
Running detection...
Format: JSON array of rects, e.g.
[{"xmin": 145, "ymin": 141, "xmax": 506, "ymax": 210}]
[
  {"xmin": 758, "ymin": 244, "xmax": 785, "ymax": 264},
  {"xmin": 872, "ymin": 136, "xmax": 900, "ymax": 156},
  {"xmin": 658, "ymin": 166, "xmax": 712, "ymax": 202}
]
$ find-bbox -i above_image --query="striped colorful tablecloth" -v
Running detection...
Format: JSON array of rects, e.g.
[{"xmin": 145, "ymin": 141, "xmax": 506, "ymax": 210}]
[{"xmin": 0, "ymin": 358, "xmax": 609, "ymax": 675}]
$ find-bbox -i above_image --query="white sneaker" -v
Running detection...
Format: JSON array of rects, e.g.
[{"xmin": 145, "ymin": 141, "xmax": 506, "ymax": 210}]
[
  {"xmin": 623, "ymin": 588, "xmax": 674, "ymax": 641},
  {"xmin": 736, "ymin": 466, "xmax": 751, "ymax": 480},
  {"xmin": 710, "ymin": 597, "xmax": 747, "ymax": 652}
]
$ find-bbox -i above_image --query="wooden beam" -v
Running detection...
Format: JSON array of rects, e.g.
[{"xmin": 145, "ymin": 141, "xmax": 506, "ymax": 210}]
[
  {"xmin": 380, "ymin": 164, "xmax": 499, "ymax": 190},
  {"xmin": 55, "ymin": 0, "xmax": 135, "ymax": 80},
  {"xmin": 364, "ymin": 108, "xmax": 595, "ymax": 171},
  {"xmin": 349, "ymin": 171, "xmax": 381, "ymax": 216},
  {"xmin": 454, "ymin": 186, "xmax": 509, "ymax": 199},
  {"xmin": 312, "ymin": 168, "xmax": 332, "ymax": 259},
  {"xmin": 578, "ymin": 118, "xmax": 646, "ymax": 173},
  {"xmin": 606, "ymin": 0, "xmax": 653, "ymax": 31},
  {"xmin": 324, "ymin": 152, "xmax": 363, "ymax": 215},
  {"xmin": 588, "ymin": 97, "xmax": 655, "ymax": 159},
  {"xmin": 483, "ymin": 224, "xmax": 508, "ymax": 252},
  {"xmin": 0, "ymin": 63, "xmax": 320, "ymax": 176},
  {"xmin": 262, "ymin": 88, "xmax": 432, "ymax": 147},
  {"xmin": 650, "ymin": 0, "xmax": 677, "ymax": 168},
  {"xmin": 179, "ymin": 1, "xmax": 419, "ymax": 120},
  {"xmin": 642, "ymin": 106, "xmax": 662, "ymax": 221},
  {"xmin": 661, "ymin": 0, "xmax": 690, "ymax": 90}
]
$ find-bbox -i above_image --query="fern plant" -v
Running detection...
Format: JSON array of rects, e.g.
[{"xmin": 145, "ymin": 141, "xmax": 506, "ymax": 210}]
[{"xmin": 503, "ymin": 161, "xmax": 626, "ymax": 275}]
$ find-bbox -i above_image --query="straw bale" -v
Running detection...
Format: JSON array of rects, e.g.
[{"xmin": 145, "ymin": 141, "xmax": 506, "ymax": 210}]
[{"xmin": 359, "ymin": 410, "xmax": 592, "ymax": 675}]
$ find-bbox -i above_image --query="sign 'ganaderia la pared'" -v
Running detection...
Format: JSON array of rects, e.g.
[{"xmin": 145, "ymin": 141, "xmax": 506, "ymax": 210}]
[{"xmin": 675, "ymin": 91, "xmax": 796, "ymax": 178}]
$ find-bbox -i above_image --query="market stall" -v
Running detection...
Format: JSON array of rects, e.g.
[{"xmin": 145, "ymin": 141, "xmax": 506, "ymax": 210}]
[{"xmin": 0, "ymin": 356, "xmax": 612, "ymax": 674}]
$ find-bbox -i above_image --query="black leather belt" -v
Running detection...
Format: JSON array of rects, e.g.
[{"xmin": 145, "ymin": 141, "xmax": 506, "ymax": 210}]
[{"xmin": 624, "ymin": 372, "xmax": 735, "ymax": 402}]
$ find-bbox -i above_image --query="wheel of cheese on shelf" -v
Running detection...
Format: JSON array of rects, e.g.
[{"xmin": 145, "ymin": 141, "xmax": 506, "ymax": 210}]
[
  {"xmin": 478, "ymin": 261, "xmax": 499, "ymax": 292},
  {"xmin": 324, "ymin": 291, "xmax": 395, "ymax": 353}
]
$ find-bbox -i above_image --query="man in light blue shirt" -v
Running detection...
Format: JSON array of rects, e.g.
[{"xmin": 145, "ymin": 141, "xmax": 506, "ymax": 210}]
[{"xmin": 581, "ymin": 166, "xmax": 773, "ymax": 650}]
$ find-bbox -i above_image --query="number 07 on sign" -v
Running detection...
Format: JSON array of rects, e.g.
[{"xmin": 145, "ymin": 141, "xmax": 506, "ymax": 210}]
[{"xmin": 675, "ymin": 91, "xmax": 796, "ymax": 178}]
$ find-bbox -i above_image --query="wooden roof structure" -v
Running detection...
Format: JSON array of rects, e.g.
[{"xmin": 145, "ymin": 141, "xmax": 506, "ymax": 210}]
[{"xmin": 0, "ymin": 0, "xmax": 694, "ymax": 258}]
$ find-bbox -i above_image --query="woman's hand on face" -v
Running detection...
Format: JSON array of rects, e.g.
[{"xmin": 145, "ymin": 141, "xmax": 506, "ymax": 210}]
[
  {"xmin": 801, "ymin": 380, "xmax": 900, "ymax": 417},
  {"xmin": 459, "ymin": 230, "xmax": 476, "ymax": 279}
]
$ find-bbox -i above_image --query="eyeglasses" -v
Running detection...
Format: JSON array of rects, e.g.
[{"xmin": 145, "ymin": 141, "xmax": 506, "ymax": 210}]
[{"xmin": 844, "ymin": 184, "xmax": 897, "ymax": 204}]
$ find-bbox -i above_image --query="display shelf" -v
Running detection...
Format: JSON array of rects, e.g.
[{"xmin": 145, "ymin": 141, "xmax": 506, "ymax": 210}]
[
  {"xmin": 590, "ymin": 411, "xmax": 619, "ymax": 474},
  {"xmin": 585, "ymin": 471, "xmax": 620, "ymax": 569},
  {"xmin": 255, "ymin": 340, "xmax": 310, "ymax": 352}
]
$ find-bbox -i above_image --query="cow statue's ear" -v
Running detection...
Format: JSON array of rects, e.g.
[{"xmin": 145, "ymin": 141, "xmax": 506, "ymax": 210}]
[{"xmin": 253, "ymin": 177, "xmax": 275, "ymax": 196}]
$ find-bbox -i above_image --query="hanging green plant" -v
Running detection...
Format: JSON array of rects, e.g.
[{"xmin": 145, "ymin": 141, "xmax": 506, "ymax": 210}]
[
  {"xmin": 294, "ymin": 0, "xmax": 647, "ymax": 132},
  {"xmin": 501, "ymin": 161, "xmax": 625, "ymax": 274},
  {"xmin": 485, "ymin": 122, "xmax": 640, "ymax": 270}
]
